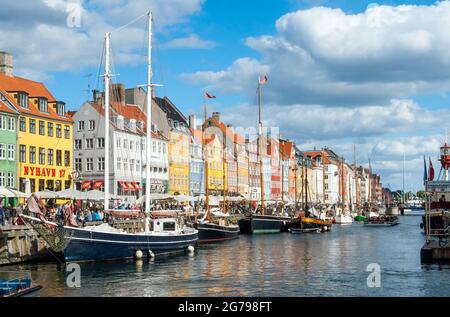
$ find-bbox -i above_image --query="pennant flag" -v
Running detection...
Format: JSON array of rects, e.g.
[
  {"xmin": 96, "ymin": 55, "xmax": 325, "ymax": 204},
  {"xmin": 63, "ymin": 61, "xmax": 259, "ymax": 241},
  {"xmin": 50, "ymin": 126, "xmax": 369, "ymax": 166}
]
[
  {"xmin": 204, "ymin": 91, "xmax": 216, "ymax": 99},
  {"xmin": 423, "ymin": 156, "xmax": 428, "ymax": 184},
  {"xmin": 428, "ymin": 157, "xmax": 435, "ymax": 181},
  {"xmin": 259, "ymin": 74, "xmax": 269, "ymax": 85}
]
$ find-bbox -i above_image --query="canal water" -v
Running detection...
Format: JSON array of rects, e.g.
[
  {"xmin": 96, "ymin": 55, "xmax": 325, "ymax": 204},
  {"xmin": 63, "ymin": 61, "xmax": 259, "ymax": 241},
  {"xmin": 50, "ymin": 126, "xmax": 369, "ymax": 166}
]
[{"xmin": 8, "ymin": 213, "xmax": 450, "ymax": 296}]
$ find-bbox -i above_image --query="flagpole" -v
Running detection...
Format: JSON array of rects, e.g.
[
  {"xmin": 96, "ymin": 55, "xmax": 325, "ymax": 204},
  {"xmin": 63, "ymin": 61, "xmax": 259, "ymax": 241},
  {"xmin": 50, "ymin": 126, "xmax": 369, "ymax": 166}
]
[{"xmin": 203, "ymin": 93, "xmax": 210, "ymax": 221}]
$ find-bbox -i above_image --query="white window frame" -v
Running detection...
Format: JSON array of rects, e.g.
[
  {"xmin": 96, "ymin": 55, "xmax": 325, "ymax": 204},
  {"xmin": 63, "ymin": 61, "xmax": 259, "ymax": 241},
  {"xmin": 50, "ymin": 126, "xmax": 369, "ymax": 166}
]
[{"xmin": 7, "ymin": 144, "xmax": 14, "ymax": 161}]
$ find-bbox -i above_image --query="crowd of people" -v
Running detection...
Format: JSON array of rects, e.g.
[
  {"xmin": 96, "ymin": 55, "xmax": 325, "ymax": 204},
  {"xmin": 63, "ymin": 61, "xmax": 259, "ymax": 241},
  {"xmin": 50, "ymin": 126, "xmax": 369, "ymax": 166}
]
[{"xmin": 0, "ymin": 203, "xmax": 24, "ymax": 226}]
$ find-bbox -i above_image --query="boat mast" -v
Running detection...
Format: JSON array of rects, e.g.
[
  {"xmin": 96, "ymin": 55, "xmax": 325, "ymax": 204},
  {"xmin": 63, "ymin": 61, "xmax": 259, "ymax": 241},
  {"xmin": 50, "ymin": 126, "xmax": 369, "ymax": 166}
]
[
  {"xmin": 145, "ymin": 12, "xmax": 153, "ymax": 226},
  {"xmin": 223, "ymin": 125, "xmax": 227, "ymax": 214},
  {"xmin": 294, "ymin": 164, "xmax": 298, "ymax": 210},
  {"xmin": 203, "ymin": 103, "xmax": 210, "ymax": 220},
  {"xmin": 257, "ymin": 80, "xmax": 265, "ymax": 215},
  {"xmin": 402, "ymin": 152, "xmax": 405, "ymax": 206},
  {"xmin": 322, "ymin": 149, "xmax": 325, "ymax": 206},
  {"xmin": 305, "ymin": 158, "xmax": 308, "ymax": 211},
  {"xmin": 104, "ymin": 32, "xmax": 111, "ymax": 212},
  {"xmin": 301, "ymin": 158, "xmax": 304, "ymax": 210}
]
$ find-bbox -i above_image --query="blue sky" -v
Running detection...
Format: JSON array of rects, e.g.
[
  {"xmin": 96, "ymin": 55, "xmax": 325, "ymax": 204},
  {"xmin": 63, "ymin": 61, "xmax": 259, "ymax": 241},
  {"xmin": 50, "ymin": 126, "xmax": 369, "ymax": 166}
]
[{"xmin": 2, "ymin": 0, "xmax": 450, "ymax": 191}]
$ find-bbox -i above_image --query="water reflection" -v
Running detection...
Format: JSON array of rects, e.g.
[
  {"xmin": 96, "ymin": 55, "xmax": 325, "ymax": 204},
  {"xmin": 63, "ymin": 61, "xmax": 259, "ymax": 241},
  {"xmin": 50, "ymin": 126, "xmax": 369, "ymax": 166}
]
[{"xmin": 9, "ymin": 215, "xmax": 450, "ymax": 297}]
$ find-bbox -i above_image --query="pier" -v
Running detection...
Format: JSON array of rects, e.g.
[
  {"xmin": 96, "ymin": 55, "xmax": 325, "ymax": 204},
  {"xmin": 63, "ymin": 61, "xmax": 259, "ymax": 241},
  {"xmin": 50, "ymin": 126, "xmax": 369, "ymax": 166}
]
[{"xmin": 0, "ymin": 226, "xmax": 51, "ymax": 265}]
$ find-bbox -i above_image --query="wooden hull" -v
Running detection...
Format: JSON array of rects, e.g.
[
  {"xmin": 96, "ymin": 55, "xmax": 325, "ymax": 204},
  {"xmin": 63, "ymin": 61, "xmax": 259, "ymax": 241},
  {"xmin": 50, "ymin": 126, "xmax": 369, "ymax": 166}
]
[{"xmin": 195, "ymin": 222, "xmax": 240, "ymax": 243}]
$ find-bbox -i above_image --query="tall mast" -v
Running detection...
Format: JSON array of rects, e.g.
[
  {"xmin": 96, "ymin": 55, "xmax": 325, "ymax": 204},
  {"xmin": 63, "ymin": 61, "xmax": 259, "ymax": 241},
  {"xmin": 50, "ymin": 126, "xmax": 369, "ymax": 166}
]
[
  {"xmin": 257, "ymin": 81, "xmax": 265, "ymax": 215},
  {"xmin": 222, "ymin": 125, "xmax": 227, "ymax": 214},
  {"xmin": 301, "ymin": 158, "xmax": 305, "ymax": 210},
  {"xmin": 145, "ymin": 12, "xmax": 153, "ymax": 218},
  {"xmin": 203, "ymin": 104, "xmax": 210, "ymax": 220},
  {"xmin": 305, "ymin": 158, "xmax": 308, "ymax": 211},
  {"xmin": 402, "ymin": 152, "xmax": 405, "ymax": 205},
  {"xmin": 104, "ymin": 32, "xmax": 111, "ymax": 211}
]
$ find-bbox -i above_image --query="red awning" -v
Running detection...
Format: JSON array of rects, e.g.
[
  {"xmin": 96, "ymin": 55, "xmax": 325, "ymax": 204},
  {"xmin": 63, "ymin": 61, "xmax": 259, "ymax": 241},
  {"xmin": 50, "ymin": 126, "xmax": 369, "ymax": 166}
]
[
  {"xmin": 92, "ymin": 180, "xmax": 104, "ymax": 189},
  {"xmin": 118, "ymin": 181, "xmax": 129, "ymax": 190},
  {"xmin": 81, "ymin": 180, "xmax": 92, "ymax": 190},
  {"xmin": 133, "ymin": 182, "xmax": 142, "ymax": 190},
  {"xmin": 126, "ymin": 182, "xmax": 135, "ymax": 191}
]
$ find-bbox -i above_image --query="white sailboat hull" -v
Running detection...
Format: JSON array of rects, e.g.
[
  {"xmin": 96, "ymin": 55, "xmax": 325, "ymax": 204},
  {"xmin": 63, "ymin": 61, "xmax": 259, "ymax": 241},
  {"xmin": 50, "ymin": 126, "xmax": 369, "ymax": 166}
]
[{"xmin": 335, "ymin": 214, "xmax": 354, "ymax": 224}]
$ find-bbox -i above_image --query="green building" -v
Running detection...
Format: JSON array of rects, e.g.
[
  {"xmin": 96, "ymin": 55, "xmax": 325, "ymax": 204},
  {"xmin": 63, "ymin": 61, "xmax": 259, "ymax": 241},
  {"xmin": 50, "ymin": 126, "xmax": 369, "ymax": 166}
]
[{"xmin": 0, "ymin": 90, "xmax": 19, "ymax": 205}]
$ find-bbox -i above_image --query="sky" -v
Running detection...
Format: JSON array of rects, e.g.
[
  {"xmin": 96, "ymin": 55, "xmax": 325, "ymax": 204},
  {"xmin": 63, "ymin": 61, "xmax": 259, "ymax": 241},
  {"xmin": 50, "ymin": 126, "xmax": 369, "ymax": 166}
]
[{"xmin": 1, "ymin": 0, "xmax": 450, "ymax": 191}]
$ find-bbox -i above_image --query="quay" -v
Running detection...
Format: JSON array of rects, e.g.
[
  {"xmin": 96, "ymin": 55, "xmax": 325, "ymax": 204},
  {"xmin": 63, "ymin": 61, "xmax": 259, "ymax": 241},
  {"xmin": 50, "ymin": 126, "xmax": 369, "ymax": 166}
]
[
  {"xmin": 421, "ymin": 239, "xmax": 450, "ymax": 263},
  {"xmin": 0, "ymin": 226, "xmax": 51, "ymax": 265}
]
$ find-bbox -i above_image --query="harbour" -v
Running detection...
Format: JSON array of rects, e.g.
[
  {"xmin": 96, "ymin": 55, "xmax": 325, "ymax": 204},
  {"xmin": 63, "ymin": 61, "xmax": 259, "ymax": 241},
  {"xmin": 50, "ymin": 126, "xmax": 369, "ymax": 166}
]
[{"xmin": 5, "ymin": 213, "xmax": 450, "ymax": 297}]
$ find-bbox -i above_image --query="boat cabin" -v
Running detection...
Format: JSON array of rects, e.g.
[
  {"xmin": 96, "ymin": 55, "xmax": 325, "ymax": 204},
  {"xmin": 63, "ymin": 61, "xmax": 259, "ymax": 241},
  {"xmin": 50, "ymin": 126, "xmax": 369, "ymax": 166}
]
[
  {"xmin": 425, "ymin": 181, "xmax": 450, "ymax": 210},
  {"xmin": 150, "ymin": 218, "xmax": 179, "ymax": 233}
]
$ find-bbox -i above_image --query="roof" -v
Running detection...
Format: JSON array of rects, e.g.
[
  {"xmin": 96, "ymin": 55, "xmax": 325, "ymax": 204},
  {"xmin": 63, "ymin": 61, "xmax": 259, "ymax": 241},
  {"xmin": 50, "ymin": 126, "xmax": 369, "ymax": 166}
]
[
  {"xmin": 154, "ymin": 96, "xmax": 187, "ymax": 124},
  {"xmin": 0, "ymin": 90, "xmax": 19, "ymax": 115},
  {"xmin": 205, "ymin": 117, "xmax": 245, "ymax": 145},
  {"xmin": 304, "ymin": 150, "xmax": 334, "ymax": 165},
  {"xmin": 0, "ymin": 72, "xmax": 72, "ymax": 123},
  {"xmin": 279, "ymin": 140, "xmax": 294, "ymax": 160}
]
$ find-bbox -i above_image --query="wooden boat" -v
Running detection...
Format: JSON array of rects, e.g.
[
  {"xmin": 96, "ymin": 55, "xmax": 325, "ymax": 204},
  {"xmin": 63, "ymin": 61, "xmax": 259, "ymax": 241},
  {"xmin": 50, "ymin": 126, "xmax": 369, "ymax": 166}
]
[
  {"xmin": 363, "ymin": 215, "xmax": 399, "ymax": 227},
  {"xmin": 286, "ymin": 212, "xmax": 332, "ymax": 233}
]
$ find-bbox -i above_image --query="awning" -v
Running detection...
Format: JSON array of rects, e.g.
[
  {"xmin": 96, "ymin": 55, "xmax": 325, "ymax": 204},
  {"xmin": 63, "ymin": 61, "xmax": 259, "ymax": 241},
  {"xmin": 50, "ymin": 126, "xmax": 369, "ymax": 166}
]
[
  {"xmin": 92, "ymin": 180, "xmax": 104, "ymax": 189},
  {"xmin": 118, "ymin": 181, "xmax": 129, "ymax": 190},
  {"xmin": 133, "ymin": 182, "xmax": 142, "ymax": 190},
  {"xmin": 126, "ymin": 182, "xmax": 135, "ymax": 191},
  {"xmin": 81, "ymin": 180, "xmax": 92, "ymax": 190}
]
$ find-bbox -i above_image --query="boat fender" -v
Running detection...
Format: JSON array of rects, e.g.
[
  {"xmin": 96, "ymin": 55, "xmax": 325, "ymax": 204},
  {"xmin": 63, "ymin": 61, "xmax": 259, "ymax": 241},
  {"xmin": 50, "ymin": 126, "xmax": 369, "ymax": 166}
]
[
  {"xmin": 323, "ymin": 226, "xmax": 328, "ymax": 232},
  {"xmin": 148, "ymin": 250, "xmax": 155, "ymax": 258},
  {"xmin": 187, "ymin": 245, "xmax": 195, "ymax": 254},
  {"xmin": 135, "ymin": 250, "xmax": 143, "ymax": 259}
]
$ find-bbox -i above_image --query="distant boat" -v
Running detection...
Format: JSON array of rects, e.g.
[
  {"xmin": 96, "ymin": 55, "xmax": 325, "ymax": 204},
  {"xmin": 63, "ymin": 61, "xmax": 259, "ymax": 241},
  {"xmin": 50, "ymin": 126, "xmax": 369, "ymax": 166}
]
[{"xmin": 364, "ymin": 215, "xmax": 399, "ymax": 227}]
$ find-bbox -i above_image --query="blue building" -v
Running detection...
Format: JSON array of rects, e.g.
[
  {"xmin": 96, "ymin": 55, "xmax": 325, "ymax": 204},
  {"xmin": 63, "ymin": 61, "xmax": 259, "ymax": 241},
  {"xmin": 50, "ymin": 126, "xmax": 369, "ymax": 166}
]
[{"xmin": 188, "ymin": 116, "xmax": 205, "ymax": 196}]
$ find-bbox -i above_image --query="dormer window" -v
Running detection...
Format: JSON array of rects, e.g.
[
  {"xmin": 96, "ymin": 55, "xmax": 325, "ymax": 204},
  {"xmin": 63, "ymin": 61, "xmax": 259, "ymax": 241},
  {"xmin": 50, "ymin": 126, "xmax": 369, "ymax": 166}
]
[
  {"xmin": 17, "ymin": 92, "xmax": 29, "ymax": 109},
  {"xmin": 38, "ymin": 97, "xmax": 48, "ymax": 113},
  {"xmin": 56, "ymin": 102, "xmax": 65, "ymax": 116}
]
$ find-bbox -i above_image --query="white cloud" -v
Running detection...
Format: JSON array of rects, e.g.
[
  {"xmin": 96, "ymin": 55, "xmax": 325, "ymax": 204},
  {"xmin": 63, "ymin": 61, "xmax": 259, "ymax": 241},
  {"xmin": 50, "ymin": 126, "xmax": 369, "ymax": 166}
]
[
  {"xmin": 161, "ymin": 34, "xmax": 216, "ymax": 49},
  {"xmin": 183, "ymin": 1, "xmax": 450, "ymax": 106},
  {"xmin": 0, "ymin": 0, "xmax": 205, "ymax": 80}
]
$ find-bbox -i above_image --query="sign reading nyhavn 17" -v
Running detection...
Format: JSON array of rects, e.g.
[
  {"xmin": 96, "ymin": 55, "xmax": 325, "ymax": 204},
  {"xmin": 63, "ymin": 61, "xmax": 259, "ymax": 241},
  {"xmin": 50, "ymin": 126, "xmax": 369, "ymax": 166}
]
[{"xmin": 23, "ymin": 166, "xmax": 67, "ymax": 178}]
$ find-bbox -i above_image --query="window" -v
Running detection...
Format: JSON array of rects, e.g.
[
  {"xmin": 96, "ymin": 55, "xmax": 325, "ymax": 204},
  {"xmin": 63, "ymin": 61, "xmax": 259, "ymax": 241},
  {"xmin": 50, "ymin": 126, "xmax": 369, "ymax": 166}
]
[
  {"xmin": 158, "ymin": 142, "xmax": 161, "ymax": 153},
  {"xmin": 7, "ymin": 172, "xmax": 14, "ymax": 188},
  {"xmin": 123, "ymin": 139, "xmax": 128, "ymax": 149},
  {"xmin": 39, "ymin": 120, "xmax": 45, "ymax": 135},
  {"xmin": 97, "ymin": 138, "xmax": 105, "ymax": 149},
  {"xmin": 39, "ymin": 179, "xmax": 45, "ymax": 191},
  {"xmin": 130, "ymin": 159, "xmax": 134, "ymax": 172},
  {"xmin": 97, "ymin": 157, "xmax": 105, "ymax": 171},
  {"xmin": 136, "ymin": 160, "xmax": 140, "ymax": 172},
  {"xmin": 18, "ymin": 93, "xmax": 28, "ymax": 108},
  {"xmin": 56, "ymin": 150, "xmax": 62, "ymax": 166},
  {"xmin": 38, "ymin": 98, "xmax": 48, "ymax": 113},
  {"xmin": 64, "ymin": 150, "xmax": 70, "ymax": 167},
  {"xmin": 0, "ymin": 144, "xmax": 5, "ymax": 159},
  {"xmin": 0, "ymin": 172, "xmax": 4, "ymax": 186},
  {"xmin": 78, "ymin": 121, "xmax": 85, "ymax": 131},
  {"xmin": 39, "ymin": 148, "xmax": 45, "ymax": 165},
  {"xmin": 29, "ymin": 146, "xmax": 36, "ymax": 164},
  {"xmin": 56, "ymin": 124, "xmax": 62, "ymax": 138},
  {"xmin": 130, "ymin": 141, "xmax": 133, "ymax": 151},
  {"xmin": 123, "ymin": 159, "xmax": 128, "ymax": 171},
  {"xmin": 117, "ymin": 158, "xmax": 122, "ymax": 170},
  {"xmin": 19, "ymin": 117, "xmax": 26, "ymax": 132},
  {"xmin": 89, "ymin": 120, "xmax": 95, "ymax": 130},
  {"xmin": 152, "ymin": 140, "xmax": 156, "ymax": 153},
  {"xmin": 75, "ymin": 158, "xmax": 82, "ymax": 172},
  {"xmin": 7, "ymin": 144, "xmax": 14, "ymax": 161},
  {"xmin": 29, "ymin": 119, "xmax": 36, "ymax": 134},
  {"xmin": 64, "ymin": 125, "xmax": 70, "ymax": 139},
  {"xmin": 163, "ymin": 222, "xmax": 176, "ymax": 231},
  {"xmin": 75, "ymin": 139, "xmax": 82, "ymax": 150},
  {"xmin": 47, "ymin": 122, "xmax": 53, "ymax": 136},
  {"xmin": 8, "ymin": 117, "xmax": 15, "ymax": 131},
  {"xmin": 117, "ymin": 138, "xmax": 121, "ymax": 148},
  {"xmin": 19, "ymin": 145, "xmax": 26, "ymax": 163},
  {"xmin": 86, "ymin": 158, "xmax": 93, "ymax": 171},
  {"xmin": 0, "ymin": 115, "xmax": 5, "ymax": 129},
  {"xmin": 56, "ymin": 102, "xmax": 65, "ymax": 116},
  {"xmin": 86, "ymin": 138, "xmax": 94, "ymax": 149},
  {"xmin": 48, "ymin": 149, "xmax": 54, "ymax": 165}
]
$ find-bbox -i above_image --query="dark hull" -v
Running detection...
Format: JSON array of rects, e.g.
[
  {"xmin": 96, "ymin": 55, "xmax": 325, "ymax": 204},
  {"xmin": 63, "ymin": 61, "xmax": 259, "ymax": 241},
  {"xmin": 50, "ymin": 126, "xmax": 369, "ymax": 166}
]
[
  {"xmin": 238, "ymin": 215, "xmax": 290, "ymax": 234},
  {"xmin": 62, "ymin": 227, "xmax": 198, "ymax": 262},
  {"xmin": 195, "ymin": 222, "xmax": 240, "ymax": 243}
]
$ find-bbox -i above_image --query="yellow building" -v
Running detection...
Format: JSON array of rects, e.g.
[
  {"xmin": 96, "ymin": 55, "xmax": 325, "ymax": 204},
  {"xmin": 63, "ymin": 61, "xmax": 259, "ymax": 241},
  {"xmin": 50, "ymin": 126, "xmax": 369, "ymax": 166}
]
[
  {"xmin": 0, "ymin": 66, "xmax": 73, "ymax": 193},
  {"xmin": 168, "ymin": 129, "xmax": 190, "ymax": 195},
  {"xmin": 204, "ymin": 134, "xmax": 224, "ymax": 194}
]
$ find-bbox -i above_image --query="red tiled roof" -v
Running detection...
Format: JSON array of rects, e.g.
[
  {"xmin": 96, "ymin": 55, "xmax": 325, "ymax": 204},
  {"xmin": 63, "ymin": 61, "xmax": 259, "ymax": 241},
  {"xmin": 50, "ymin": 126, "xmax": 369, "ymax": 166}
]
[
  {"xmin": 0, "ymin": 73, "xmax": 72, "ymax": 123},
  {"xmin": 279, "ymin": 140, "xmax": 293, "ymax": 160},
  {"xmin": 304, "ymin": 150, "xmax": 335, "ymax": 165},
  {"xmin": 0, "ymin": 90, "xmax": 19, "ymax": 115}
]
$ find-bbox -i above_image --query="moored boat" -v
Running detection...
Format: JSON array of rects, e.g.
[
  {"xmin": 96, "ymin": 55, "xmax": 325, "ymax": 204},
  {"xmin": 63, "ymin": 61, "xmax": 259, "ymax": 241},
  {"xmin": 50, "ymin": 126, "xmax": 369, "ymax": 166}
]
[
  {"xmin": 363, "ymin": 215, "xmax": 399, "ymax": 227},
  {"xmin": 0, "ymin": 272, "xmax": 42, "ymax": 297},
  {"xmin": 239, "ymin": 213, "xmax": 291, "ymax": 234}
]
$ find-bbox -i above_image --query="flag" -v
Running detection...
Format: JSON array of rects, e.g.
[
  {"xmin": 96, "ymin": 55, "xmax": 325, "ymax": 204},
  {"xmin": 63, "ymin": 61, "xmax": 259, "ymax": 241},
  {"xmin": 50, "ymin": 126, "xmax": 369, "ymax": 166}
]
[
  {"xmin": 428, "ymin": 157, "xmax": 435, "ymax": 181},
  {"xmin": 423, "ymin": 156, "xmax": 427, "ymax": 185},
  {"xmin": 204, "ymin": 91, "xmax": 216, "ymax": 99},
  {"xmin": 259, "ymin": 74, "xmax": 268, "ymax": 85}
]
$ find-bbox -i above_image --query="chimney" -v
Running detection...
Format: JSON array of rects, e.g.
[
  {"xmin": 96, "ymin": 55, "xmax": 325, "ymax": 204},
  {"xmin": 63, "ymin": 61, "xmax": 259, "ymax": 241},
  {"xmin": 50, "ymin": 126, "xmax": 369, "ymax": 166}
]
[
  {"xmin": 188, "ymin": 115, "xmax": 197, "ymax": 129},
  {"xmin": 212, "ymin": 112, "xmax": 220, "ymax": 121},
  {"xmin": 111, "ymin": 83, "xmax": 125, "ymax": 105},
  {"xmin": 92, "ymin": 89, "xmax": 104, "ymax": 104},
  {"xmin": 117, "ymin": 115, "xmax": 124, "ymax": 130},
  {"xmin": 0, "ymin": 52, "xmax": 13, "ymax": 76}
]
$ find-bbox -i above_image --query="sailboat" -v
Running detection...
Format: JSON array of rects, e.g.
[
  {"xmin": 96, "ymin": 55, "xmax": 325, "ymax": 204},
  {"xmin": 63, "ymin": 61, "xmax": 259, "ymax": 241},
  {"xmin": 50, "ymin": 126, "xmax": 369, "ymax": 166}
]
[
  {"xmin": 238, "ymin": 75, "xmax": 291, "ymax": 234},
  {"xmin": 334, "ymin": 158, "xmax": 353, "ymax": 224},
  {"xmin": 21, "ymin": 12, "xmax": 198, "ymax": 262},
  {"xmin": 192, "ymin": 105, "xmax": 240, "ymax": 242}
]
